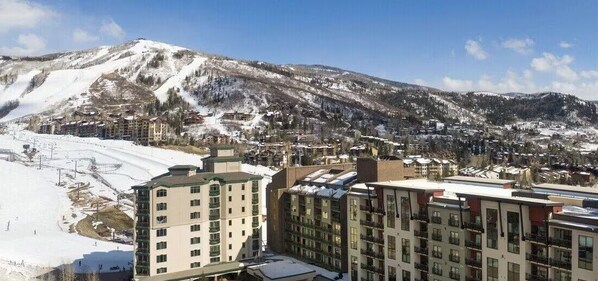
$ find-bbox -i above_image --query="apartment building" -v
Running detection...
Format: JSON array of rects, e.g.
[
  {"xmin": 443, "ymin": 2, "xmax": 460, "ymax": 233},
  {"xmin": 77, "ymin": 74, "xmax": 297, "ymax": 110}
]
[
  {"xmin": 132, "ymin": 146, "xmax": 263, "ymax": 280},
  {"xmin": 347, "ymin": 177, "xmax": 598, "ymax": 281}
]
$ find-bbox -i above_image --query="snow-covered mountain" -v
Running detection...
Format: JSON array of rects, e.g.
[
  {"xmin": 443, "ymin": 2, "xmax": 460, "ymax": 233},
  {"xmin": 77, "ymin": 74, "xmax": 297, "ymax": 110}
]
[{"xmin": 0, "ymin": 39, "xmax": 596, "ymax": 127}]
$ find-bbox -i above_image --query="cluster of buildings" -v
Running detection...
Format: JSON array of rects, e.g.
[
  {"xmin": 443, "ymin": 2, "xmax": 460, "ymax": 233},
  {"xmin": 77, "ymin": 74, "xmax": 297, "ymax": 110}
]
[
  {"xmin": 38, "ymin": 115, "xmax": 168, "ymax": 145},
  {"xmin": 132, "ymin": 146, "xmax": 598, "ymax": 281},
  {"xmin": 459, "ymin": 165, "xmax": 533, "ymax": 187}
]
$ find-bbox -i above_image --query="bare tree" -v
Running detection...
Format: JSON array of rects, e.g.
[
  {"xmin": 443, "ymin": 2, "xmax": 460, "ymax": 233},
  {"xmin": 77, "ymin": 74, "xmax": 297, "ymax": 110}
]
[
  {"xmin": 59, "ymin": 263, "xmax": 76, "ymax": 281},
  {"xmin": 85, "ymin": 270, "xmax": 100, "ymax": 281}
]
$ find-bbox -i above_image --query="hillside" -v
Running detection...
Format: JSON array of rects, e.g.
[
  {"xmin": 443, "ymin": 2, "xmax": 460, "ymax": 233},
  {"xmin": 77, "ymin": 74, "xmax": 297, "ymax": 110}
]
[{"xmin": 0, "ymin": 39, "xmax": 596, "ymax": 133}]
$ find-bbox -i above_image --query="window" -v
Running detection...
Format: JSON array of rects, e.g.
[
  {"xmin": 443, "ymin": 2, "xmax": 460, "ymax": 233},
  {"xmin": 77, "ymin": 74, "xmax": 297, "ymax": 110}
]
[
  {"xmin": 228, "ymin": 196, "xmax": 232, "ymax": 202},
  {"xmin": 191, "ymin": 186, "xmax": 200, "ymax": 193},
  {"xmin": 350, "ymin": 227, "xmax": 357, "ymax": 249},
  {"xmin": 432, "ymin": 210, "xmax": 441, "ymax": 223},
  {"xmin": 228, "ymin": 208, "xmax": 232, "ymax": 214},
  {"xmin": 388, "ymin": 235, "xmax": 396, "ymax": 259},
  {"xmin": 402, "ymin": 238, "xmax": 410, "ymax": 263},
  {"xmin": 190, "ymin": 212, "xmax": 200, "ymax": 219},
  {"xmin": 507, "ymin": 212, "xmax": 520, "ymax": 254},
  {"xmin": 242, "ymin": 218, "xmax": 245, "ymax": 224},
  {"xmin": 432, "ymin": 228, "xmax": 442, "ymax": 241},
  {"xmin": 242, "ymin": 207, "xmax": 245, "ymax": 212},
  {"xmin": 449, "ymin": 213, "xmax": 459, "ymax": 227},
  {"xmin": 156, "ymin": 203, "xmax": 167, "ymax": 211},
  {"xmin": 449, "ymin": 249, "xmax": 459, "ymax": 263},
  {"xmin": 450, "ymin": 267, "xmax": 459, "ymax": 280},
  {"xmin": 228, "ymin": 185, "xmax": 232, "ymax": 192},
  {"xmin": 190, "ymin": 199, "xmax": 200, "ymax": 206},
  {"xmin": 156, "ymin": 267, "xmax": 167, "ymax": 274},
  {"xmin": 156, "ymin": 228, "xmax": 167, "ymax": 237},
  {"xmin": 432, "ymin": 262, "xmax": 442, "ymax": 276},
  {"xmin": 191, "ymin": 237, "xmax": 200, "ymax": 244},
  {"xmin": 157, "ymin": 254, "xmax": 167, "ymax": 263},
  {"xmin": 449, "ymin": 231, "xmax": 459, "ymax": 245},
  {"xmin": 554, "ymin": 270, "xmax": 571, "ymax": 281},
  {"xmin": 578, "ymin": 235, "xmax": 593, "ymax": 270},
  {"xmin": 507, "ymin": 262, "xmax": 519, "ymax": 281},
  {"xmin": 432, "ymin": 245, "xmax": 442, "ymax": 259},
  {"xmin": 351, "ymin": 256, "xmax": 358, "ymax": 279},
  {"xmin": 190, "ymin": 224, "xmax": 200, "ymax": 232},
  {"xmin": 210, "ymin": 257, "xmax": 220, "ymax": 263},
  {"xmin": 400, "ymin": 197, "xmax": 410, "ymax": 231},
  {"xmin": 156, "ymin": 241, "xmax": 167, "ymax": 250},
  {"xmin": 191, "ymin": 249, "xmax": 201, "ymax": 257},
  {"xmin": 190, "ymin": 262, "xmax": 201, "ymax": 268},
  {"xmin": 156, "ymin": 216, "xmax": 167, "ymax": 224},
  {"xmin": 487, "ymin": 258, "xmax": 498, "ymax": 281},
  {"xmin": 156, "ymin": 189, "xmax": 167, "ymax": 197},
  {"xmin": 387, "ymin": 195, "xmax": 396, "ymax": 228},
  {"xmin": 242, "ymin": 195, "xmax": 245, "ymax": 200},
  {"xmin": 402, "ymin": 270, "xmax": 410, "ymax": 281},
  {"xmin": 242, "ymin": 184, "xmax": 245, "ymax": 190},
  {"xmin": 242, "ymin": 230, "xmax": 245, "ymax": 236},
  {"xmin": 486, "ymin": 208, "xmax": 498, "ymax": 249}
]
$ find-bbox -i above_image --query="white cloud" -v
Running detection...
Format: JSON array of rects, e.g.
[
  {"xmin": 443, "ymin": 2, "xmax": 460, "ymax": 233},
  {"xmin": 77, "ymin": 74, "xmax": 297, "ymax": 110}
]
[
  {"xmin": 531, "ymin": 52, "xmax": 578, "ymax": 81},
  {"xmin": 0, "ymin": 33, "xmax": 46, "ymax": 55},
  {"xmin": 501, "ymin": 38, "xmax": 534, "ymax": 54},
  {"xmin": 442, "ymin": 77, "xmax": 474, "ymax": 91},
  {"xmin": 72, "ymin": 28, "xmax": 99, "ymax": 43},
  {"xmin": 580, "ymin": 70, "xmax": 598, "ymax": 79},
  {"xmin": 99, "ymin": 19, "xmax": 125, "ymax": 38},
  {"xmin": 442, "ymin": 70, "xmax": 536, "ymax": 93},
  {"xmin": 465, "ymin": 39, "xmax": 487, "ymax": 60},
  {"xmin": 0, "ymin": 0, "xmax": 55, "ymax": 32},
  {"xmin": 559, "ymin": 41, "xmax": 573, "ymax": 49}
]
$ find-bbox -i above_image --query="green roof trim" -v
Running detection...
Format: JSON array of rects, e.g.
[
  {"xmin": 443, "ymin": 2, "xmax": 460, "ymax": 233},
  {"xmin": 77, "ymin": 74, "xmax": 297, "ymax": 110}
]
[
  {"xmin": 134, "ymin": 171, "xmax": 262, "ymax": 189},
  {"xmin": 202, "ymin": 156, "xmax": 243, "ymax": 163},
  {"xmin": 168, "ymin": 165, "xmax": 198, "ymax": 170}
]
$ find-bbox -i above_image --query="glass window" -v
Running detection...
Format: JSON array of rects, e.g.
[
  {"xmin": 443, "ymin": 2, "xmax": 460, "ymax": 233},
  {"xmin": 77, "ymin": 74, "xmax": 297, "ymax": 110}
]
[
  {"xmin": 507, "ymin": 212, "xmax": 520, "ymax": 254},
  {"xmin": 579, "ymin": 235, "xmax": 593, "ymax": 270},
  {"xmin": 487, "ymin": 258, "xmax": 498, "ymax": 281},
  {"xmin": 156, "ymin": 228, "xmax": 167, "ymax": 237},
  {"xmin": 388, "ymin": 235, "xmax": 396, "ymax": 260},
  {"xmin": 350, "ymin": 227, "xmax": 357, "ymax": 249},
  {"xmin": 191, "ymin": 186, "xmax": 200, "ymax": 193},
  {"xmin": 387, "ymin": 195, "xmax": 396, "ymax": 228},
  {"xmin": 156, "ymin": 241, "xmax": 167, "ymax": 250},
  {"xmin": 156, "ymin": 203, "xmax": 167, "ymax": 211},
  {"xmin": 507, "ymin": 262, "xmax": 519, "ymax": 281},
  {"xmin": 400, "ymin": 197, "xmax": 410, "ymax": 231},
  {"xmin": 157, "ymin": 254, "xmax": 167, "ymax": 263},
  {"xmin": 402, "ymin": 238, "xmax": 410, "ymax": 263},
  {"xmin": 349, "ymin": 199, "xmax": 357, "ymax": 221},
  {"xmin": 156, "ymin": 189, "xmax": 167, "ymax": 197},
  {"xmin": 402, "ymin": 270, "xmax": 410, "ymax": 281},
  {"xmin": 156, "ymin": 215, "xmax": 167, "ymax": 224},
  {"xmin": 486, "ymin": 208, "xmax": 498, "ymax": 249}
]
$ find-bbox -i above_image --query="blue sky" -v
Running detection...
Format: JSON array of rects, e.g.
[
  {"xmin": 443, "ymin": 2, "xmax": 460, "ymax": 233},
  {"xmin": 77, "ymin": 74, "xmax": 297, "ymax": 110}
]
[{"xmin": 1, "ymin": 0, "xmax": 597, "ymax": 99}]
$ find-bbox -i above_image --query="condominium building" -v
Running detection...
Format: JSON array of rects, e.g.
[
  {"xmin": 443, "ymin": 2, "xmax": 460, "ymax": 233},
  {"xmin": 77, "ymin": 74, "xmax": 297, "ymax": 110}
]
[
  {"xmin": 347, "ymin": 177, "xmax": 598, "ymax": 281},
  {"xmin": 132, "ymin": 146, "xmax": 263, "ymax": 280}
]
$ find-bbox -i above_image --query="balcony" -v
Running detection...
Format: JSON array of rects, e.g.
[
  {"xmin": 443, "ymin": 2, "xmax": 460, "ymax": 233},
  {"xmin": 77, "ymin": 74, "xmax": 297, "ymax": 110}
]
[
  {"xmin": 448, "ymin": 218, "xmax": 460, "ymax": 227},
  {"xmin": 360, "ymin": 219, "xmax": 384, "ymax": 229},
  {"xmin": 252, "ymin": 209, "xmax": 259, "ymax": 216},
  {"xmin": 465, "ymin": 258, "xmax": 482, "ymax": 268},
  {"xmin": 360, "ymin": 205, "xmax": 386, "ymax": 215},
  {"xmin": 136, "ymin": 221, "xmax": 149, "ymax": 227},
  {"xmin": 209, "ymin": 202, "xmax": 220, "ymax": 208},
  {"xmin": 360, "ymin": 263, "xmax": 385, "ymax": 275},
  {"xmin": 525, "ymin": 253, "xmax": 549, "ymax": 265},
  {"xmin": 466, "ymin": 277, "xmax": 482, "ymax": 281},
  {"xmin": 210, "ymin": 250, "xmax": 220, "ymax": 257},
  {"xmin": 465, "ymin": 240, "xmax": 482, "ymax": 250},
  {"xmin": 136, "ymin": 233, "xmax": 149, "ymax": 241},
  {"xmin": 449, "ymin": 272, "xmax": 460, "ymax": 280},
  {"xmin": 549, "ymin": 258, "xmax": 572, "ymax": 270},
  {"xmin": 449, "ymin": 237, "xmax": 460, "ymax": 245},
  {"xmin": 463, "ymin": 221, "xmax": 484, "ymax": 232},
  {"xmin": 209, "ymin": 190, "xmax": 220, "ymax": 196},
  {"xmin": 361, "ymin": 249, "xmax": 385, "ymax": 260},
  {"xmin": 252, "ymin": 221, "xmax": 259, "ymax": 228},
  {"xmin": 209, "ymin": 213, "xmax": 220, "ymax": 220},
  {"xmin": 209, "ymin": 238, "xmax": 220, "ymax": 245},
  {"xmin": 415, "ymin": 262, "xmax": 429, "ymax": 271},
  {"xmin": 360, "ymin": 234, "xmax": 384, "ymax": 244},
  {"xmin": 414, "ymin": 246, "xmax": 428, "ymax": 255},
  {"xmin": 526, "ymin": 274, "xmax": 550, "ymax": 281},
  {"xmin": 252, "ymin": 198, "xmax": 259, "ymax": 204},
  {"xmin": 431, "ymin": 216, "xmax": 442, "ymax": 224},
  {"xmin": 413, "ymin": 212, "xmax": 429, "ymax": 222},
  {"xmin": 449, "ymin": 255, "xmax": 460, "ymax": 263},
  {"xmin": 431, "ymin": 233, "xmax": 442, "ymax": 242},
  {"xmin": 252, "ymin": 186, "xmax": 259, "ymax": 193},
  {"xmin": 526, "ymin": 232, "xmax": 548, "ymax": 244},
  {"xmin": 209, "ymin": 226, "xmax": 220, "ymax": 233},
  {"xmin": 414, "ymin": 230, "xmax": 428, "ymax": 239},
  {"xmin": 137, "ymin": 208, "xmax": 149, "ymax": 215},
  {"xmin": 549, "ymin": 237, "xmax": 572, "ymax": 248}
]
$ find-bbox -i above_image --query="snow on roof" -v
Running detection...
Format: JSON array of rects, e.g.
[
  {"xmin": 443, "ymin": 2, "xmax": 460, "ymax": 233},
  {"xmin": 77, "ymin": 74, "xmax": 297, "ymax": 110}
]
[{"xmin": 248, "ymin": 260, "xmax": 315, "ymax": 280}]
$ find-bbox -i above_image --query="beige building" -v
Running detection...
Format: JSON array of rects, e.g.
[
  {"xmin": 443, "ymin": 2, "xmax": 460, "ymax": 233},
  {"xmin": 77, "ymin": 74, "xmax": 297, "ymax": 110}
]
[
  {"xmin": 346, "ymin": 177, "xmax": 598, "ymax": 281},
  {"xmin": 132, "ymin": 146, "xmax": 262, "ymax": 280}
]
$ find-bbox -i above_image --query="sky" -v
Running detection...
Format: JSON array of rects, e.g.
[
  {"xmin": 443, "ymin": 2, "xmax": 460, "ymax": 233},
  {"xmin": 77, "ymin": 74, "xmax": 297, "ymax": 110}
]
[{"xmin": 0, "ymin": 0, "xmax": 597, "ymax": 100}]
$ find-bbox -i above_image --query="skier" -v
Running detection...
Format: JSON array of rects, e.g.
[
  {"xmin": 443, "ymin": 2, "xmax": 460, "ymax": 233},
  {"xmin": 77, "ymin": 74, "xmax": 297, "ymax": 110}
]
[{"xmin": 6, "ymin": 220, "xmax": 9, "ymax": 231}]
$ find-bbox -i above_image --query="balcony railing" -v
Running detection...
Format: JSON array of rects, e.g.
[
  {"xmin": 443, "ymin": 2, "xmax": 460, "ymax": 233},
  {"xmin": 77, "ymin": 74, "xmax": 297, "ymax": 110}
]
[
  {"xmin": 413, "ymin": 212, "xmax": 429, "ymax": 222},
  {"xmin": 463, "ymin": 221, "xmax": 484, "ymax": 232},
  {"xmin": 209, "ymin": 213, "xmax": 220, "ymax": 220},
  {"xmin": 432, "ymin": 251, "xmax": 442, "ymax": 259},
  {"xmin": 360, "ymin": 205, "xmax": 386, "ymax": 215},
  {"xmin": 210, "ymin": 250, "xmax": 220, "ymax": 257},
  {"xmin": 549, "ymin": 237, "xmax": 572, "ymax": 248},
  {"xmin": 360, "ymin": 234, "xmax": 384, "ymax": 244},
  {"xmin": 465, "ymin": 258, "xmax": 482, "ymax": 268},
  {"xmin": 209, "ymin": 190, "xmax": 220, "ymax": 196},
  {"xmin": 449, "ymin": 237, "xmax": 460, "ymax": 245},
  {"xmin": 449, "ymin": 255, "xmax": 460, "ymax": 263},
  {"xmin": 360, "ymin": 220, "xmax": 384, "ymax": 229},
  {"xmin": 209, "ymin": 238, "xmax": 220, "ymax": 245},
  {"xmin": 549, "ymin": 258, "xmax": 572, "ymax": 270},
  {"xmin": 465, "ymin": 240, "xmax": 482, "ymax": 250},
  {"xmin": 414, "ymin": 246, "xmax": 428, "ymax": 255},
  {"xmin": 432, "ymin": 268, "xmax": 443, "ymax": 276},
  {"xmin": 252, "ymin": 221, "xmax": 259, "ymax": 228},
  {"xmin": 449, "ymin": 272, "xmax": 460, "ymax": 280},
  {"xmin": 526, "ymin": 232, "xmax": 548, "ymax": 244},
  {"xmin": 209, "ymin": 226, "xmax": 220, "ymax": 233},
  {"xmin": 415, "ymin": 262, "xmax": 429, "ymax": 271},
  {"xmin": 252, "ymin": 198, "xmax": 259, "ymax": 204},
  {"xmin": 209, "ymin": 202, "xmax": 220, "ymax": 208},
  {"xmin": 432, "ymin": 233, "xmax": 442, "ymax": 242},
  {"xmin": 414, "ymin": 230, "xmax": 428, "ymax": 239},
  {"xmin": 361, "ymin": 249, "xmax": 385, "ymax": 260},
  {"xmin": 431, "ymin": 216, "xmax": 442, "ymax": 224},
  {"xmin": 448, "ymin": 218, "xmax": 460, "ymax": 227},
  {"xmin": 360, "ymin": 263, "xmax": 385, "ymax": 275},
  {"xmin": 253, "ymin": 209, "xmax": 259, "ymax": 216},
  {"xmin": 526, "ymin": 253, "xmax": 549, "ymax": 265},
  {"xmin": 136, "ymin": 221, "xmax": 149, "ymax": 227},
  {"xmin": 525, "ymin": 274, "xmax": 551, "ymax": 281}
]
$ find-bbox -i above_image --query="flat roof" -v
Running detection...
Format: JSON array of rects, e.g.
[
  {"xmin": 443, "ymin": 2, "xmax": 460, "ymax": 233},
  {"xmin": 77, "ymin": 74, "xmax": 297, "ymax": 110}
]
[
  {"xmin": 444, "ymin": 176, "xmax": 516, "ymax": 185},
  {"xmin": 248, "ymin": 260, "xmax": 316, "ymax": 280},
  {"xmin": 136, "ymin": 261, "xmax": 244, "ymax": 281},
  {"xmin": 533, "ymin": 183, "xmax": 598, "ymax": 196}
]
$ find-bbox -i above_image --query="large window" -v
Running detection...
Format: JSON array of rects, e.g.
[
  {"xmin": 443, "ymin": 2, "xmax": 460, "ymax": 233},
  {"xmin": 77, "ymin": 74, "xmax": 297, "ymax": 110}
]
[
  {"xmin": 190, "ymin": 199, "xmax": 200, "ymax": 206},
  {"xmin": 156, "ymin": 228, "xmax": 167, "ymax": 237},
  {"xmin": 190, "ymin": 224, "xmax": 200, "ymax": 232},
  {"xmin": 387, "ymin": 195, "xmax": 396, "ymax": 228},
  {"xmin": 449, "ymin": 213, "xmax": 459, "ymax": 227},
  {"xmin": 156, "ymin": 241, "xmax": 167, "ymax": 250},
  {"xmin": 578, "ymin": 235, "xmax": 593, "ymax": 270},
  {"xmin": 507, "ymin": 262, "xmax": 519, "ymax": 281},
  {"xmin": 350, "ymin": 227, "xmax": 357, "ymax": 249},
  {"xmin": 190, "ymin": 212, "xmax": 201, "ymax": 219},
  {"xmin": 388, "ymin": 235, "xmax": 396, "ymax": 260},
  {"xmin": 507, "ymin": 212, "xmax": 520, "ymax": 254},
  {"xmin": 156, "ymin": 203, "xmax": 167, "ymax": 211},
  {"xmin": 402, "ymin": 270, "xmax": 410, "ymax": 281},
  {"xmin": 432, "ymin": 262, "xmax": 442, "ymax": 276},
  {"xmin": 486, "ymin": 208, "xmax": 498, "ymax": 249},
  {"xmin": 157, "ymin": 254, "xmax": 167, "ymax": 263},
  {"xmin": 349, "ymin": 199, "xmax": 357, "ymax": 221},
  {"xmin": 156, "ymin": 216, "xmax": 167, "ymax": 224},
  {"xmin": 191, "ymin": 186, "xmax": 200, "ymax": 193},
  {"xmin": 432, "ymin": 245, "xmax": 442, "ymax": 258},
  {"xmin": 400, "ymin": 197, "xmax": 410, "ymax": 231},
  {"xmin": 487, "ymin": 258, "xmax": 498, "ymax": 281},
  {"xmin": 156, "ymin": 189, "xmax": 167, "ymax": 197},
  {"xmin": 402, "ymin": 238, "xmax": 410, "ymax": 263}
]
